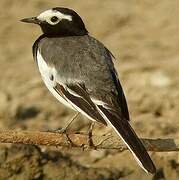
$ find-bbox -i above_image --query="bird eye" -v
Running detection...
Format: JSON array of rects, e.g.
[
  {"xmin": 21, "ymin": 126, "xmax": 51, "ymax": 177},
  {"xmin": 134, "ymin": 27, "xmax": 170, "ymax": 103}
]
[{"xmin": 50, "ymin": 16, "xmax": 59, "ymax": 23}]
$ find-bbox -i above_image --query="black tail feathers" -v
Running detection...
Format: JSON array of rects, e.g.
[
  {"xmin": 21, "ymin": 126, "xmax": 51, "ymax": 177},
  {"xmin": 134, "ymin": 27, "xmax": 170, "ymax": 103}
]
[{"xmin": 99, "ymin": 106, "xmax": 156, "ymax": 174}]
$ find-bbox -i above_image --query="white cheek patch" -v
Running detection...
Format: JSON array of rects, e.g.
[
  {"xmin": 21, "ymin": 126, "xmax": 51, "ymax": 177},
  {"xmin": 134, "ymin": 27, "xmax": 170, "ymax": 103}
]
[{"xmin": 37, "ymin": 9, "xmax": 72, "ymax": 25}]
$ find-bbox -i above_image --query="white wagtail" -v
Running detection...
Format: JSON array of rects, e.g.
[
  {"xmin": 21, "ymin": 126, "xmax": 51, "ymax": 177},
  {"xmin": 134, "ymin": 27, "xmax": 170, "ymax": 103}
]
[{"xmin": 21, "ymin": 7, "xmax": 156, "ymax": 173}]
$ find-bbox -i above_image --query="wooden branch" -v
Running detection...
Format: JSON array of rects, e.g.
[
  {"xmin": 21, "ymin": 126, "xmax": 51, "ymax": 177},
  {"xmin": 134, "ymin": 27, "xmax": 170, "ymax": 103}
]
[{"xmin": 0, "ymin": 130, "xmax": 179, "ymax": 152}]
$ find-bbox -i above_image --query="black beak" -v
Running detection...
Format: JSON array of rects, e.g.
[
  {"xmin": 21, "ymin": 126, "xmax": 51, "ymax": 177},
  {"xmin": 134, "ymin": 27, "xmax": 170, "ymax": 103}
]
[{"xmin": 20, "ymin": 17, "xmax": 41, "ymax": 25}]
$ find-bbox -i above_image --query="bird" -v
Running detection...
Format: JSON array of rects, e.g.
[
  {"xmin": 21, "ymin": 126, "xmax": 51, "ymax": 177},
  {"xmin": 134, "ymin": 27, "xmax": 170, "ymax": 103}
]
[{"xmin": 21, "ymin": 7, "xmax": 156, "ymax": 173}]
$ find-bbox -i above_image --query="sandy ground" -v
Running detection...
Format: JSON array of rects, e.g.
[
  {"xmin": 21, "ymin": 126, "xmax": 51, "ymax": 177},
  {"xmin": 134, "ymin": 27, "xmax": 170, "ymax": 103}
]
[{"xmin": 0, "ymin": 0, "xmax": 179, "ymax": 179}]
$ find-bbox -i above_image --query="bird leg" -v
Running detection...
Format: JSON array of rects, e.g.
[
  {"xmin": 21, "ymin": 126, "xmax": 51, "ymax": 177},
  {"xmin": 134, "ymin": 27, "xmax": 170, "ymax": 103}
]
[
  {"xmin": 57, "ymin": 112, "xmax": 80, "ymax": 133},
  {"xmin": 87, "ymin": 122, "xmax": 97, "ymax": 149},
  {"xmin": 53, "ymin": 112, "xmax": 79, "ymax": 148}
]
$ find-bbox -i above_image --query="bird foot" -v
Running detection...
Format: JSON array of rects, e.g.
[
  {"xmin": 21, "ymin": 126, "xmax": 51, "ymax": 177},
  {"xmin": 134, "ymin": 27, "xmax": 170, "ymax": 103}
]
[
  {"xmin": 55, "ymin": 128, "xmax": 76, "ymax": 148},
  {"xmin": 55, "ymin": 127, "xmax": 67, "ymax": 134}
]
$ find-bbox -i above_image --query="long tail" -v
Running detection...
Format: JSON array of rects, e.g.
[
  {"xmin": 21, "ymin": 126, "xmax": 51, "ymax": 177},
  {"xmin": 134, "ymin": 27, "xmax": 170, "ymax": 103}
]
[{"xmin": 98, "ymin": 106, "xmax": 156, "ymax": 174}]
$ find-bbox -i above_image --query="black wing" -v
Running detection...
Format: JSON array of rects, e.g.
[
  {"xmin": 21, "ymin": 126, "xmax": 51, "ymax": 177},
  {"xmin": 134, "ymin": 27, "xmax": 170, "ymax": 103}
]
[
  {"xmin": 104, "ymin": 47, "xmax": 130, "ymax": 121},
  {"xmin": 53, "ymin": 82, "xmax": 107, "ymax": 125},
  {"xmin": 110, "ymin": 68, "xmax": 130, "ymax": 121}
]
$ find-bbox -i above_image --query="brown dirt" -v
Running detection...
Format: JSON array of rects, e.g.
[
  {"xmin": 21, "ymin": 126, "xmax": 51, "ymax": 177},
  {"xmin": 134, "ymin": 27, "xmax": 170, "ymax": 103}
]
[{"xmin": 0, "ymin": 0, "xmax": 179, "ymax": 179}]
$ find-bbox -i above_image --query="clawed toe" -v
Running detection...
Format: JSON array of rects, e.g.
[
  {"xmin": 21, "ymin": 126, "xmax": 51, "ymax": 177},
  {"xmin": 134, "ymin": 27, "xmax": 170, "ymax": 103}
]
[{"xmin": 56, "ymin": 127, "xmax": 67, "ymax": 134}]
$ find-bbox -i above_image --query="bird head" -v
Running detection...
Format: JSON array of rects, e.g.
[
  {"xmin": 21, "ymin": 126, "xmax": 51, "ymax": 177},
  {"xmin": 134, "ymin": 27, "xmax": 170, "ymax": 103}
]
[{"xmin": 21, "ymin": 7, "xmax": 88, "ymax": 37}]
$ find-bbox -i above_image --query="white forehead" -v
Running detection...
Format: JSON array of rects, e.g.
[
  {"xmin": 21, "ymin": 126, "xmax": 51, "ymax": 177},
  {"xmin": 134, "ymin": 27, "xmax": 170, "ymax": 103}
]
[{"xmin": 37, "ymin": 9, "xmax": 72, "ymax": 21}]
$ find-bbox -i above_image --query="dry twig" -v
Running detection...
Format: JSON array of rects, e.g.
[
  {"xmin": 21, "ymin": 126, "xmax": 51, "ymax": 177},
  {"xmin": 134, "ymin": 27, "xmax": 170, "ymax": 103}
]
[{"xmin": 0, "ymin": 130, "xmax": 178, "ymax": 152}]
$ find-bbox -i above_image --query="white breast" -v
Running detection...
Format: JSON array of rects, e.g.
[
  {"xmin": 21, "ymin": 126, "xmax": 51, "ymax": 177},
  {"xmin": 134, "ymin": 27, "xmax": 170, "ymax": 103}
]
[{"xmin": 36, "ymin": 50, "xmax": 74, "ymax": 109}]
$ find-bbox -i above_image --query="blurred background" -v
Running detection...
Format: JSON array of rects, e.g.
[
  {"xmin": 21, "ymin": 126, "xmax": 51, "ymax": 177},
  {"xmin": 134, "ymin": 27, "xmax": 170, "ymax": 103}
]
[{"xmin": 0, "ymin": 0, "xmax": 179, "ymax": 179}]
